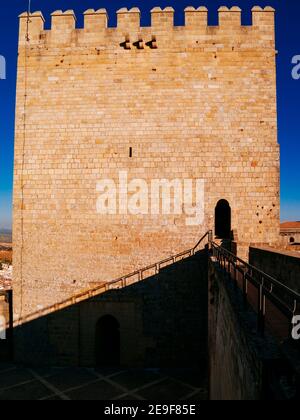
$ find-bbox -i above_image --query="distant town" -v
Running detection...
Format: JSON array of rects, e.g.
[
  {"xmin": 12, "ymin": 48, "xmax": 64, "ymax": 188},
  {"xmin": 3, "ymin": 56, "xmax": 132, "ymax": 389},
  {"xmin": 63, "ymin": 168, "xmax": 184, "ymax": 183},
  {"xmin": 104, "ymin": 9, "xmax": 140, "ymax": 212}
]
[
  {"xmin": 0, "ymin": 229, "xmax": 12, "ymax": 291},
  {"xmin": 0, "ymin": 229, "xmax": 12, "ymax": 244}
]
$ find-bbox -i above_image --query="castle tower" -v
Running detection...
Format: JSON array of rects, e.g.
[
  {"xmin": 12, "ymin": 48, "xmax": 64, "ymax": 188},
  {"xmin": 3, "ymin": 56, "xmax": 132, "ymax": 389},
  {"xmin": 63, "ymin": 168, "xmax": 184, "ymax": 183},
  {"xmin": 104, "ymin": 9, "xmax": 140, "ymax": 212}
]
[{"xmin": 13, "ymin": 6, "xmax": 279, "ymax": 319}]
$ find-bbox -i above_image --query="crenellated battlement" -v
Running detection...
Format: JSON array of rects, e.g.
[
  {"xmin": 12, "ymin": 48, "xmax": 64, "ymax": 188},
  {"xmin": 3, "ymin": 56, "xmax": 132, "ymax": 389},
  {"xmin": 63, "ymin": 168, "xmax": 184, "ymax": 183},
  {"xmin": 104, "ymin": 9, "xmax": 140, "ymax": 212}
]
[{"xmin": 18, "ymin": 6, "xmax": 275, "ymax": 47}]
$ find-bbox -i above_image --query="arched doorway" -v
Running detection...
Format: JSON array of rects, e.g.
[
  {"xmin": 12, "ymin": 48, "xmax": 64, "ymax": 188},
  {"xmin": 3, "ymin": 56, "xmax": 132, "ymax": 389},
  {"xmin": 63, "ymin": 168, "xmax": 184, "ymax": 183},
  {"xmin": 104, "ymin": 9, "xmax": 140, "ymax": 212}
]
[
  {"xmin": 95, "ymin": 315, "xmax": 120, "ymax": 367},
  {"xmin": 215, "ymin": 200, "xmax": 231, "ymax": 239}
]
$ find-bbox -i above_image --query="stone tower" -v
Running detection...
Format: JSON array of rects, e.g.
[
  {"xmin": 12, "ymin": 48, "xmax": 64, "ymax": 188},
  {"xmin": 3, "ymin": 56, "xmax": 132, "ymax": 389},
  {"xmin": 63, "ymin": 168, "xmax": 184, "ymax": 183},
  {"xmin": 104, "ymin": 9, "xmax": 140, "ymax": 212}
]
[{"xmin": 13, "ymin": 6, "xmax": 280, "ymax": 320}]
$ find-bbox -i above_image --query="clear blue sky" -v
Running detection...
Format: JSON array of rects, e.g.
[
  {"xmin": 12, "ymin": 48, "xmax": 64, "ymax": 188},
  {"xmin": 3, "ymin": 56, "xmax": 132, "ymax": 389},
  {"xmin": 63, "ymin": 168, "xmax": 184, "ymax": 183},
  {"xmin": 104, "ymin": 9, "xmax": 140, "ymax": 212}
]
[{"xmin": 0, "ymin": 0, "xmax": 299, "ymax": 229}]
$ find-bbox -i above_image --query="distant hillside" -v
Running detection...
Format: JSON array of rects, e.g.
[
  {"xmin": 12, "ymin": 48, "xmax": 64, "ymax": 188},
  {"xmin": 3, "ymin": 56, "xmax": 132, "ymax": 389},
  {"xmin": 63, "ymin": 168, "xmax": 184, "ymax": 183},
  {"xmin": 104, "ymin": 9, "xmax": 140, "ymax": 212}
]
[{"xmin": 0, "ymin": 229, "xmax": 12, "ymax": 243}]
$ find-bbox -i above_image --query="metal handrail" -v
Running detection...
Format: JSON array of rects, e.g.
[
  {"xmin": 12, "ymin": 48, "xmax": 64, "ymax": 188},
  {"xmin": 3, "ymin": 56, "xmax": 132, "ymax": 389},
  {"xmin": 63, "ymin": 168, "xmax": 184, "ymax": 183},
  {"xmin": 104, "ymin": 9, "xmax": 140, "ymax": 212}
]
[
  {"xmin": 211, "ymin": 242, "xmax": 300, "ymax": 337},
  {"xmin": 15, "ymin": 230, "xmax": 212, "ymax": 326}
]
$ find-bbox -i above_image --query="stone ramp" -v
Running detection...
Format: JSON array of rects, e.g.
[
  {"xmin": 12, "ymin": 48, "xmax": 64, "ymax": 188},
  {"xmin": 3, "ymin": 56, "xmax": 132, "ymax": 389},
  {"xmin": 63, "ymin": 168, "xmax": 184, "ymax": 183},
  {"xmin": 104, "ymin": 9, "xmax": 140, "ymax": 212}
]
[
  {"xmin": 15, "ymin": 232, "xmax": 211, "ymax": 327},
  {"xmin": 12, "ymin": 233, "xmax": 210, "ymax": 368},
  {"xmin": 13, "ymin": 248, "xmax": 209, "ymax": 368}
]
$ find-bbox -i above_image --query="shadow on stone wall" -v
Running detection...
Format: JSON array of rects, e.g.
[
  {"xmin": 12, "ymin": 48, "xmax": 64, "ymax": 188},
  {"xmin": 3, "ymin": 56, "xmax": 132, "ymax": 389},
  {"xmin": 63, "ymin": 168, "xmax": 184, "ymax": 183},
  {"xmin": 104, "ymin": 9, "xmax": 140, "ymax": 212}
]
[
  {"xmin": 209, "ymin": 258, "xmax": 300, "ymax": 400},
  {"xmin": 11, "ymin": 249, "xmax": 209, "ymax": 370},
  {"xmin": 249, "ymin": 247, "xmax": 300, "ymax": 295}
]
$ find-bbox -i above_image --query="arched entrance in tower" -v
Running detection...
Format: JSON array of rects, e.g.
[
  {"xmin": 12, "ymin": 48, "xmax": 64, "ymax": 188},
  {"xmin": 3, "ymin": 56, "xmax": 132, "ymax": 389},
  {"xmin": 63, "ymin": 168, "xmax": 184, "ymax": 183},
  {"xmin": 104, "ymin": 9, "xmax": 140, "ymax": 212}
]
[
  {"xmin": 215, "ymin": 200, "xmax": 231, "ymax": 239},
  {"xmin": 95, "ymin": 315, "xmax": 120, "ymax": 367}
]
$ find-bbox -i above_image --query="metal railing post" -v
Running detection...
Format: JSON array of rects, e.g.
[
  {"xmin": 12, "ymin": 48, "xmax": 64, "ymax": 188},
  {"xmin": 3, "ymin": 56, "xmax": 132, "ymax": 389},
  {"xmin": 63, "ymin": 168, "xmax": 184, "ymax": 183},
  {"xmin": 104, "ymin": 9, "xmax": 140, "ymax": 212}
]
[
  {"xmin": 243, "ymin": 272, "xmax": 248, "ymax": 308},
  {"xmin": 155, "ymin": 264, "xmax": 159, "ymax": 275},
  {"xmin": 257, "ymin": 284, "xmax": 266, "ymax": 336},
  {"xmin": 208, "ymin": 230, "xmax": 213, "ymax": 246},
  {"xmin": 234, "ymin": 263, "xmax": 238, "ymax": 288},
  {"xmin": 210, "ymin": 240, "xmax": 300, "ymax": 342}
]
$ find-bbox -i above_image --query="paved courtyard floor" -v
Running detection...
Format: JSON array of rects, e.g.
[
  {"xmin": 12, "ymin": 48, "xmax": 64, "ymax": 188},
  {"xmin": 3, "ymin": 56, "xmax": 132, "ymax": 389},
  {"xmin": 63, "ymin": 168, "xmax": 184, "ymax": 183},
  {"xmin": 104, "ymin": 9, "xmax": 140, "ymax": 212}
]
[{"xmin": 0, "ymin": 364, "xmax": 207, "ymax": 400}]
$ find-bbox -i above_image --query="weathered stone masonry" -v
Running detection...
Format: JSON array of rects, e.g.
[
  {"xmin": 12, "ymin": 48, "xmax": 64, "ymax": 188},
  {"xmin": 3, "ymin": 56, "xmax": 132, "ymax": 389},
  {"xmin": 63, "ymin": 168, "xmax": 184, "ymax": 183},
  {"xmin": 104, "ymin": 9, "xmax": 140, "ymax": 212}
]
[
  {"xmin": 14, "ymin": 250, "xmax": 208, "ymax": 368},
  {"xmin": 13, "ymin": 6, "xmax": 280, "ymax": 319}
]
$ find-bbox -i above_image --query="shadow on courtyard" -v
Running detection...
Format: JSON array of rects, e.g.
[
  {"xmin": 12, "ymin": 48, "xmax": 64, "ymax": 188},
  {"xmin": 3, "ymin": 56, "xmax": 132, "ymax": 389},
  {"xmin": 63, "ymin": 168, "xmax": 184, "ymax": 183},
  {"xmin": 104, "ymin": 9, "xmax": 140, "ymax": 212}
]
[
  {"xmin": 0, "ymin": 363, "xmax": 208, "ymax": 401},
  {"xmin": 3, "ymin": 249, "xmax": 209, "ymax": 373},
  {"xmin": 0, "ymin": 248, "xmax": 209, "ymax": 400}
]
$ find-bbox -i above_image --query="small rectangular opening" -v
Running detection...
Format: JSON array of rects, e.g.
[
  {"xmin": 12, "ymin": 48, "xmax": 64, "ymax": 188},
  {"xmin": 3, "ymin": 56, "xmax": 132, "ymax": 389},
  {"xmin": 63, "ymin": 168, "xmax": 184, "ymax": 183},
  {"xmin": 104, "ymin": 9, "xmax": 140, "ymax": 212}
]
[{"xmin": 129, "ymin": 147, "xmax": 133, "ymax": 158}]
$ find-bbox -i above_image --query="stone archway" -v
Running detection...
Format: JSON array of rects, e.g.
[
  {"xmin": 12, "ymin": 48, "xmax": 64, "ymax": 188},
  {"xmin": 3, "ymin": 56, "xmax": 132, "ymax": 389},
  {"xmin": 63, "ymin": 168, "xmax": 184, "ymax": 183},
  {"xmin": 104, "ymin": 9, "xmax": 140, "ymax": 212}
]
[
  {"xmin": 95, "ymin": 315, "xmax": 120, "ymax": 367},
  {"xmin": 215, "ymin": 200, "xmax": 231, "ymax": 239}
]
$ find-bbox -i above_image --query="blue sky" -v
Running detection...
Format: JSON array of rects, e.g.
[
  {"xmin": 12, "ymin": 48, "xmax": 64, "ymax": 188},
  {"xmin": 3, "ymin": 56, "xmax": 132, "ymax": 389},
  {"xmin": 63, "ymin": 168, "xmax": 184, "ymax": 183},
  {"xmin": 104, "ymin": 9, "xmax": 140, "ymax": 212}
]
[{"xmin": 0, "ymin": 0, "xmax": 299, "ymax": 229}]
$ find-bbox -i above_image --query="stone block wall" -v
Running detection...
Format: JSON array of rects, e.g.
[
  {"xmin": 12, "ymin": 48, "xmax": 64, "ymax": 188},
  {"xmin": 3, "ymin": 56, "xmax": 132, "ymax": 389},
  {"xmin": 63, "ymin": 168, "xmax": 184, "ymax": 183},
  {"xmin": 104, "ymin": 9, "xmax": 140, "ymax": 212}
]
[
  {"xmin": 208, "ymin": 257, "xmax": 295, "ymax": 400},
  {"xmin": 249, "ymin": 246, "xmax": 300, "ymax": 295},
  {"xmin": 14, "ymin": 250, "xmax": 208, "ymax": 368},
  {"xmin": 13, "ymin": 6, "xmax": 279, "ymax": 319}
]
